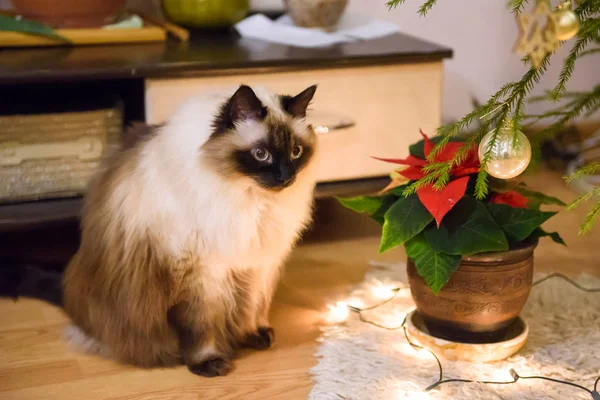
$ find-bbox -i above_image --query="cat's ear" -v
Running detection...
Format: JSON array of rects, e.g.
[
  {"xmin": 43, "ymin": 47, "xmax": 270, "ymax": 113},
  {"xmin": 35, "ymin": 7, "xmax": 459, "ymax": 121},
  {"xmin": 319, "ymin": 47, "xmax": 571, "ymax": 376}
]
[
  {"xmin": 229, "ymin": 85, "xmax": 266, "ymax": 122},
  {"xmin": 283, "ymin": 85, "xmax": 317, "ymax": 118}
]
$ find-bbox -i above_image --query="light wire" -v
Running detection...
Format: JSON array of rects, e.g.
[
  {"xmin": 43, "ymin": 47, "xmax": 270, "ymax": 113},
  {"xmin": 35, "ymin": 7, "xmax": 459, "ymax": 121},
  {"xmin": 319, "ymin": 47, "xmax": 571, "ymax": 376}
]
[{"xmin": 346, "ymin": 273, "xmax": 600, "ymax": 398}]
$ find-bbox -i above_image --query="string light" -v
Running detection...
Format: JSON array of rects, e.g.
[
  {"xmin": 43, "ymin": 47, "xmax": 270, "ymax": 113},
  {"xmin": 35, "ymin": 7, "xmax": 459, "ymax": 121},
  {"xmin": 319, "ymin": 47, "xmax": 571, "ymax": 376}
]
[
  {"xmin": 328, "ymin": 273, "xmax": 600, "ymax": 399},
  {"xmin": 371, "ymin": 280, "xmax": 398, "ymax": 299},
  {"xmin": 325, "ymin": 301, "xmax": 350, "ymax": 324}
]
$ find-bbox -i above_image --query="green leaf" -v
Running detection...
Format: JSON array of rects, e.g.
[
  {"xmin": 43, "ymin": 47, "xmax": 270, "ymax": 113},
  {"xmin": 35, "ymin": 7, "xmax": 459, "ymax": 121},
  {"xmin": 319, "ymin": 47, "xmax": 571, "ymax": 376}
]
[
  {"xmin": 528, "ymin": 227, "xmax": 566, "ymax": 246},
  {"xmin": 337, "ymin": 196, "xmax": 383, "ymax": 215},
  {"xmin": 379, "ymin": 194, "xmax": 433, "ymax": 253},
  {"xmin": 424, "ymin": 197, "xmax": 509, "ymax": 255},
  {"xmin": 371, "ymin": 194, "xmax": 398, "ymax": 225},
  {"xmin": 0, "ymin": 15, "xmax": 70, "ymax": 42},
  {"xmin": 514, "ymin": 184, "xmax": 566, "ymax": 210},
  {"xmin": 405, "ymin": 233, "xmax": 461, "ymax": 294},
  {"xmin": 487, "ymin": 204, "xmax": 557, "ymax": 242},
  {"xmin": 389, "ymin": 184, "xmax": 409, "ymax": 196}
]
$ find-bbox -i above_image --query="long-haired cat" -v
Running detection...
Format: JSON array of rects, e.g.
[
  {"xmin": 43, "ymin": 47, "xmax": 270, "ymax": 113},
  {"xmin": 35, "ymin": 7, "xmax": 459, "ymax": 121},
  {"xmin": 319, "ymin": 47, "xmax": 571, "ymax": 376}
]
[{"xmin": 1, "ymin": 84, "xmax": 318, "ymax": 377}]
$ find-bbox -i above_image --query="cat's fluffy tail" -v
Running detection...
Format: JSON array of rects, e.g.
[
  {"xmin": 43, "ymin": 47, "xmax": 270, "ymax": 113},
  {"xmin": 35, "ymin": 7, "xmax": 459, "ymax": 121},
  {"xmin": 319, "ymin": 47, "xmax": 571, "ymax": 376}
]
[{"xmin": 0, "ymin": 260, "xmax": 63, "ymax": 307}]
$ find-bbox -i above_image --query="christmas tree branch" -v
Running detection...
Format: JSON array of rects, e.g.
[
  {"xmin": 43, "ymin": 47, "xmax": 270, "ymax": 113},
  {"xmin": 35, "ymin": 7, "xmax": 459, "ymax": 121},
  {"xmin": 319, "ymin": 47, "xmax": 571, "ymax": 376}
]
[
  {"xmin": 386, "ymin": 0, "xmax": 438, "ymax": 14},
  {"xmin": 552, "ymin": 17, "xmax": 600, "ymax": 100},
  {"xmin": 580, "ymin": 200, "xmax": 600, "ymax": 234},
  {"xmin": 386, "ymin": 0, "xmax": 406, "ymax": 9},
  {"xmin": 565, "ymin": 162, "xmax": 600, "ymax": 183},
  {"xmin": 565, "ymin": 165, "xmax": 600, "ymax": 236},
  {"xmin": 573, "ymin": 0, "xmax": 600, "ymax": 20},
  {"xmin": 418, "ymin": 0, "xmax": 439, "ymax": 16},
  {"xmin": 509, "ymin": 0, "xmax": 530, "ymax": 15},
  {"xmin": 537, "ymin": 85, "xmax": 600, "ymax": 139},
  {"xmin": 579, "ymin": 47, "xmax": 600, "ymax": 56}
]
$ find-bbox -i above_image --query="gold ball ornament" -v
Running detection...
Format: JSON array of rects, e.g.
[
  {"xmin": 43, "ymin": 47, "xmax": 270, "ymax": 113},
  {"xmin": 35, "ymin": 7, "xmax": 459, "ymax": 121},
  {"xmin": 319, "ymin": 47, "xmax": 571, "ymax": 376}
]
[
  {"xmin": 478, "ymin": 124, "xmax": 532, "ymax": 180},
  {"xmin": 554, "ymin": 2, "xmax": 580, "ymax": 41}
]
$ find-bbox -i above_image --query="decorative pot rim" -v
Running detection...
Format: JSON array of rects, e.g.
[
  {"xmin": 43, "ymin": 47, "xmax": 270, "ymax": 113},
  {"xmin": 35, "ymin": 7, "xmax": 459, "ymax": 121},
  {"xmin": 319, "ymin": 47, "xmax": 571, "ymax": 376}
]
[
  {"xmin": 460, "ymin": 238, "xmax": 539, "ymax": 265},
  {"xmin": 405, "ymin": 311, "xmax": 529, "ymax": 361}
]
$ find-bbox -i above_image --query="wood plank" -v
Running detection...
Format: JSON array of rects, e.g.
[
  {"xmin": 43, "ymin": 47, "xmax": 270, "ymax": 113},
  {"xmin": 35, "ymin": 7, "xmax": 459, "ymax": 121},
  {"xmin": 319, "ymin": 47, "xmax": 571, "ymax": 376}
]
[{"xmin": 0, "ymin": 360, "xmax": 83, "ymax": 392}]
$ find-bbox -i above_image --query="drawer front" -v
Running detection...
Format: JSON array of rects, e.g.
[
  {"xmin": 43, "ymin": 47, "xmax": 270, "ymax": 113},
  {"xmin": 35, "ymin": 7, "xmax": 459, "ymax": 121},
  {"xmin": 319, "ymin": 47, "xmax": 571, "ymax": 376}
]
[{"xmin": 145, "ymin": 63, "xmax": 443, "ymax": 183}]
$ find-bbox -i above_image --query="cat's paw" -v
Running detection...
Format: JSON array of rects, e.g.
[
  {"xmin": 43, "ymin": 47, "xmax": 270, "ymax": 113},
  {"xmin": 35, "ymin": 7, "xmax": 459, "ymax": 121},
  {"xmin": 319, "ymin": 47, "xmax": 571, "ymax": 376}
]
[
  {"xmin": 188, "ymin": 357, "xmax": 233, "ymax": 377},
  {"xmin": 244, "ymin": 327, "xmax": 275, "ymax": 350}
]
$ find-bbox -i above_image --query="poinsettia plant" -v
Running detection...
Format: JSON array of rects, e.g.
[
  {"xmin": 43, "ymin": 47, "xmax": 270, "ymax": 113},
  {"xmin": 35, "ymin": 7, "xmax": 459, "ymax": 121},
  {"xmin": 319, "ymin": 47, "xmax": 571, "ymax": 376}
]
[{"xmin": 339, "ymin": 131, "xmax": 566, "ymax": 294}]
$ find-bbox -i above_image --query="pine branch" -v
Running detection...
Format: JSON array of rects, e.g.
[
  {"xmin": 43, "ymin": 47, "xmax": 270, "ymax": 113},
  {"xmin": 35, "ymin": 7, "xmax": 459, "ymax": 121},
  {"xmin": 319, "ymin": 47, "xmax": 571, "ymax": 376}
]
[
  {"xmin": 565, "ymin": 163, "xmax": 600, "ymax": 234},
  {"xmin": 565, "ymin": 162, "xmax": 600, "ymax": 183},
  {"xmin": 528, "ymin": 90, "xmax": 586, "ymax": 102},
  {"xmin": 579, "ymin": 47, "xmax": 600, "ymax": 57},
  {"xmin": 552, "ymin": 17, "xmax": 600, "ymax": 100},
  {"xmin": 566, "ymin": 188, "xmax": 596, "ymax": 210},
  {"xmin": 524, "ymin": 96, "xmax": 584, "ymax": 124},
  {"xmin": 509, "ymin": 0, "xmax": 530, "ymax": 15},
  {"xmin": 574, "ymin": 0, "xmax": 600, "ymax": 20},
  {"xmin": 475, "ymin": 107, "xmax": 510, "ymax": 199},
  {"xmin": 386, "ymin": 0, "xmax": 406, "ymax": 9},
  {"xmin": 418, "ymin": 0, "xmax": 439, "ymax": 16},
  {"xmin": 427, "ymin": 82, "xmax": 518, "ymax": 160},
  {"xmin": 537, "ymin": 85, "xmax": 600, "ymax": 139},
  {"xmin": 580, "ymin": 199, "xmax": 600, "ymax": 234}
]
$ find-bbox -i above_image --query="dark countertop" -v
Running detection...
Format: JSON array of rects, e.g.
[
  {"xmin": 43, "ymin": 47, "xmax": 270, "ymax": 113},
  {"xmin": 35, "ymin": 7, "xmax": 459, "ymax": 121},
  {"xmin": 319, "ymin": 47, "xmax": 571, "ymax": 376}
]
[{"xmin": 0, "ymin": 30, "xmax": 452, "ymax": 84}]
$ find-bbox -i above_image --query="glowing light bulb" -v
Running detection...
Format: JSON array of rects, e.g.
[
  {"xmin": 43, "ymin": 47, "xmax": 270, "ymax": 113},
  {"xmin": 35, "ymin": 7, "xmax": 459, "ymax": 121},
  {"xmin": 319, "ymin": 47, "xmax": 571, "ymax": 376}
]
[
  {"xmin": 325, "ymin": 301, "xmax": 349, "ymax": 324},
  {"xmin": 371, "ymin": 281, "xmax": 396, "ymax": 299},
  {"xmin": 405, "ymin": 391, "xmax": 431, "ymax": 399},
  {"xmin": 346, "ymin": 297, "xmax": 366, "ymax": 309}
]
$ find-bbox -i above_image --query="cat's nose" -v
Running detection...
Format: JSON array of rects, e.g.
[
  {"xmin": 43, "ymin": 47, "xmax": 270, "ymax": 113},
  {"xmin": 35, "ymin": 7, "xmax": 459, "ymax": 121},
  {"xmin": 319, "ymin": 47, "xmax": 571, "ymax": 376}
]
[
  {"xmin": 276, "ymin": 174, "xmax": 294, "ymax": 186},
  {"xmin": 276, "ymin": 165, "xmax": 295, "ymax": 186}
]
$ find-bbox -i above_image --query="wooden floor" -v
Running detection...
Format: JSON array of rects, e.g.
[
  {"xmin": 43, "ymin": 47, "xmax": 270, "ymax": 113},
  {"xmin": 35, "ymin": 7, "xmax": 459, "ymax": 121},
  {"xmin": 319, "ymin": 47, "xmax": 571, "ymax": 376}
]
[{"xmin": 0, "ymin": 170, "xmax": 598, "ymax": 400}]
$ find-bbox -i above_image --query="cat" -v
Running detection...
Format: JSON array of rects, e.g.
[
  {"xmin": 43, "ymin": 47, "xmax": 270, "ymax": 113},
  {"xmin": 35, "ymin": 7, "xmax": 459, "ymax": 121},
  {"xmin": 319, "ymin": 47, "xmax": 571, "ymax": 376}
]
[{"xmin": 0, "ymin": 84, "xmax": 319, "ymax": 377}]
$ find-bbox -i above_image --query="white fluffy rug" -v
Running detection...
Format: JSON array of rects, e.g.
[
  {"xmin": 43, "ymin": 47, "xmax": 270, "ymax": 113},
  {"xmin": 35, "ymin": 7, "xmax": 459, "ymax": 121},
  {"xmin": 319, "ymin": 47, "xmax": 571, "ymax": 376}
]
[{"xmin": 309, "ymin": 261, "xmax": 600, "ymax": 400}]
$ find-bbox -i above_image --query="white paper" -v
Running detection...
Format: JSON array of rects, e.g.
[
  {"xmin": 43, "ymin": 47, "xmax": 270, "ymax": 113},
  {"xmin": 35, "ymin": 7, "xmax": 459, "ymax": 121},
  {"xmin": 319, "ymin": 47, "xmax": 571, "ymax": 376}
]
[
  {"xmin": 235, "ymin": 14, "xmax": 349, "ymax": 48},
  {"xmin": 235, "ymin": 13, "xmax": 400, "ymax": 48}
]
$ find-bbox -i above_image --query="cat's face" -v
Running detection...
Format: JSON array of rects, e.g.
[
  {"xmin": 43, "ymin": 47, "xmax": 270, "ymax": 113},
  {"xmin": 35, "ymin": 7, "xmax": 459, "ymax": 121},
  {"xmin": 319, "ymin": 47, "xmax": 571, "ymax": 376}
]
[{"xmin": 204, "ymin": 85, "xmax": 318, "ymax": 191}]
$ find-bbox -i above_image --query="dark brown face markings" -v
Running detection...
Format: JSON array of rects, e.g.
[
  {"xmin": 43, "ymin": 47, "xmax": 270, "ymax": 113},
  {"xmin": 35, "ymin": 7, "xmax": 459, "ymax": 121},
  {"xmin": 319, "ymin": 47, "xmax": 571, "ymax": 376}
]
[
  {"xmin": 211, "ymin": 85, "xmax": 267, "ymax": 137},
  {"xmin": 205, "ymin": 85, "xmax": 317, "ymax": 190},
  {"xmin": 279, "ymin": 85, "xmax": 317, "ymax": 118},
  {"xmin": 234, "ymin": 120, "xmax": 314, "ymax": 191}
]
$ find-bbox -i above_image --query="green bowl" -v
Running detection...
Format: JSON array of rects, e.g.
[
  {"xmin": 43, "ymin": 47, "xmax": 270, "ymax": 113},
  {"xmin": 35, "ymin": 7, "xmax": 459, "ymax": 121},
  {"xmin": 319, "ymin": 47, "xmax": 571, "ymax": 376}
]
[{"xmin": 162, "ymin": 0, "xmax": 249, "ymax": 28}]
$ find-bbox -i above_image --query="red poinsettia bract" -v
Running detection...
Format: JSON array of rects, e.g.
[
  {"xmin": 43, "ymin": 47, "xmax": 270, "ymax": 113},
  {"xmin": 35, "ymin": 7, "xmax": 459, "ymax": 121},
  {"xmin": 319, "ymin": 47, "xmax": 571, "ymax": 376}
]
[
  {"xmin": 374, "ymin": 130, "xmax": 480, "ymax": 227},
  {"xmin": 489, "ymin": 191, "xmax": 529, "ymax": 208}
]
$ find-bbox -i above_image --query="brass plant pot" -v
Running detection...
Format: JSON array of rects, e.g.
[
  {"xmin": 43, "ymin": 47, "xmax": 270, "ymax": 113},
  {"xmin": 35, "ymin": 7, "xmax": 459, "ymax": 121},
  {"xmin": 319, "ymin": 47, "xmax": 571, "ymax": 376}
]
[{"xmin": 407, "ymin": 240, "xmax": 537, "ymax": 343}]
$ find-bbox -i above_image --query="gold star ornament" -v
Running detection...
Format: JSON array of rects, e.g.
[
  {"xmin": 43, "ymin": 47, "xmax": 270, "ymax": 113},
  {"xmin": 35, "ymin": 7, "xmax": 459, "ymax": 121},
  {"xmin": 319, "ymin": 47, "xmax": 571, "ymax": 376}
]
[{"xmin": 514, "ymin": 0, "xmax": 559, "ymax": 69}]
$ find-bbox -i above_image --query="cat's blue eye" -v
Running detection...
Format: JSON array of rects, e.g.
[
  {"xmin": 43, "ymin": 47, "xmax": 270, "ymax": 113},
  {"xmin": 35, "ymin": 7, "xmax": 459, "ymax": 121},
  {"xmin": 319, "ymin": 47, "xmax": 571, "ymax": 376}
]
[
  {"xmin": 251, "ymin": 148, "xmax": 271, "ymax": 163},
  {"xmin": 291, "ymin": 145, "xmax": 303, "ymax": 160}
]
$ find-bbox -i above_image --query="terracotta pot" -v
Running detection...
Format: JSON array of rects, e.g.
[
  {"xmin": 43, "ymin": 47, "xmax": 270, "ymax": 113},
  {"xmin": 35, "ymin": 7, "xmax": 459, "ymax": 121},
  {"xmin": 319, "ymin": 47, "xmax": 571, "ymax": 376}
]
[
  {"xmin": 407, "ymin": 240, "xmax": 537, "ymax": 343},
  {"xmin": 284, "ymin": 0, "xmax": 349, "ymax": 31},
  {"xmin": 10, "ymin": 0, "xmax": 127, "ymax": 28}
]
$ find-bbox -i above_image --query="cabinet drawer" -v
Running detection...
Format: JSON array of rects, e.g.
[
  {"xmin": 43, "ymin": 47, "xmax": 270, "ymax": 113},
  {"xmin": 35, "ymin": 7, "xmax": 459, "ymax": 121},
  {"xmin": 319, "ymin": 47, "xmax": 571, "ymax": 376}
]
[{"xmin": 145, "ymin": 63, "xmax": 443, "ymax": 183}]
